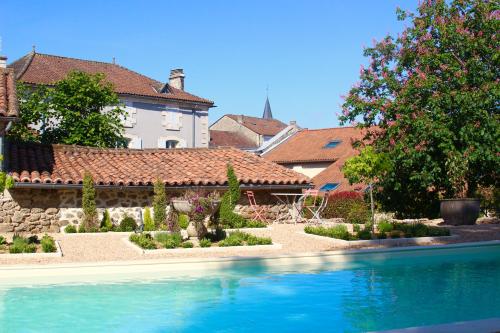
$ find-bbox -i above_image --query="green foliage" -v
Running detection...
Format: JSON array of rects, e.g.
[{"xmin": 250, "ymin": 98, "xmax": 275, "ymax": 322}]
[
  {"xmin": 154, "ymin": 232, "xmax": 182, "ymax": 249},
  {"xmin": 244, "ymin": 220, "xmax": 267, "ymax": 228},
  {"xmin": 343, "ymin": 146, "xmax": 392, "ymax": 185},
  {"xmin": 389, "ymin": 230, "xmax": 402, "ymax": 239},
  {"xmin": 129, "ymin": 233, "xmax": 156, "ymax": 250},
  {"xmin": 0, "ymin": 159, "xmax": 14, "ymax": 193},
  {"xmin": 181, "ymin": 241, "xmax": 194, "ymax": 248},
  {"xmin": 178, "ymin": 214, "xmax": 189, "ymax": 229},
  {"xmin": 41, "ymin": 234, "xmax": 56, "ymax": 253},
  {"xmin": 205, "ymin": 227, "xmax": 227, "ymax": 242},
  {"xmin": 9, "ymin": 235, "xmax": 36, "ymax": 253},
  {"xmin": 353, "ymin": 224, "xmax": 361, "ymax": 233},
  {"xmin": 0, "ymin": 235, "xmax": 5, "ymax": 245},
  {"xmin": 100, "ymin": 209, "xmax": 113, "ymax": 231},
  {"xmin": 340, "ymin": 0, "xmax": 500, "ymax": 217},
  {"xmin": 119, "ymin": 215, "xmax": 137, "ymax": 232},
  {"xmin": 199, "ymin": 238, "xmax": 212, "ymax": 248},
  {"xmin": 143, "ymin": 207, "xmax": 155, "ymax": 231},
  {"xmin": 80, "ymin": 173, "xmax": 99, "ymax": 232},
  {"xmin": 218, "ymin": 231, "xmax": 272, "ymax": 247},
  {"xmin": 377, "ymin": 220, "xmax": 394, "ymax": 233},
  {"xmin": 153, "ymin": 180, "xmax": 167, "ymax": 229},
  {"xmin": 10, "ymin": 73, "xmax": 127, "ymax": 148},
  {"xmin": 64, "ymin": 225, "xmax": 77, "ymax": 233},
  {"xmin": 219, "ymin": 164, "xmax": 248, "ymax": 228},
  {"xmin": 357, "ymin": 228, "xmax": 372, "ymax": 240},
  {"xmin": 322, "ymin": 193, "xmax": 370, "ymax": 224},
  {"xmin": 304, "ymin": 225, "xmax": 352, "ymax": 240}
]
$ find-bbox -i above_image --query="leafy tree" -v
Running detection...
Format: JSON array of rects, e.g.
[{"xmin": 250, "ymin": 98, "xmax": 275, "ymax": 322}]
[
  {"xmin": 80, "ymin": 172, "xmax": 99, "ymax": 232},
  {"xmin": 343, "ymin": 146, "xmax": 392, "ymax": 227},
  {"xmin": 10, "ymin": 71, "xmax": 127, "ymax": 148},
  {"xmin": 143, "ymin": 207, "xmax": 155, "ymax": 231},
  {"xmin": 340, "ymin": 0, "xmax": 500, "ymax": 217},
  {"xmin": 153, "ymin": 180, "xmax": 167, "ymax": 228},
  {"xmin": 100, "ymin": 209, "xmax": 113, "ymax": 231}
]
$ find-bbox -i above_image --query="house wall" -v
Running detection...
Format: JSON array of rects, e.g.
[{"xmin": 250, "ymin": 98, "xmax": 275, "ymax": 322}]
[
  {"xmin": 0, "ymin": 187, "xmax": 300, "ymax": 233},
  {"xmin": 120, "ymin": 95, "xmax": 210, "ymax": 149},
  {"xmin": 209, "ymin": 116, "xmax": 261, "ymax": 146},
  {"xmin": 281, "ymin": 162, "xmax": 332, "ymax": 179}
]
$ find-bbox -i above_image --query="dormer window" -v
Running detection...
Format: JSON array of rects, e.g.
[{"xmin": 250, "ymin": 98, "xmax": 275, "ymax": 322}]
[{"xmin": 324, "ymin": 140, "xmax": 341, "ymax": 148}]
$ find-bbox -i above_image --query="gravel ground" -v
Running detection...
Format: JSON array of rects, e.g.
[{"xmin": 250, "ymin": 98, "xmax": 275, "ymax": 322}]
[{"xmin": 1, "ymin": 223, "xmax": 499, "ymax": 266}]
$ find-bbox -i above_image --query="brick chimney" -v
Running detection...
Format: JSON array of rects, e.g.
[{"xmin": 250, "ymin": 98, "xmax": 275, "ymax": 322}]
[
  {"xmin": 0, "ymin": 55, "xmax": 7, "ymax": 69},
  {"xmin": 169, "ymin": 69, "xmax": 185, "ymax": 90}
]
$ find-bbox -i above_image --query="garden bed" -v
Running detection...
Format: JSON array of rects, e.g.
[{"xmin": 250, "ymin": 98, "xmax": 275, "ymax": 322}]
[
  {"xmin": 302, "ymin": 222, "xmax": 456, "ymax": 246},
  {"xmin": 125, "ymin": 230, "xmax": 279, "ymax": 254},
  {"xmin": 0, "ymin": 234, "xmax": 62, "ymax": 258}
]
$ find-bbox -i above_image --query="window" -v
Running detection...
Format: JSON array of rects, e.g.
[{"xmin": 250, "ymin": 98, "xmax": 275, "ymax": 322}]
[
  {"xmin": 324, "ymin": 140, "xmax": 342, "ymax": 148},
  {"xmin": 161, "ymin": 110, "xmax": 182, "ymax": 130},
  {"xmin": 319, "ymin": 183, "xmax": 340, "ymax": 191},
  {"xmin": 165, "ymin": 140, "xmax": 179, "ymax": 149},
  {"xmin": 124, "ymin": 134, "xmax": 142, "ymax": 149}
]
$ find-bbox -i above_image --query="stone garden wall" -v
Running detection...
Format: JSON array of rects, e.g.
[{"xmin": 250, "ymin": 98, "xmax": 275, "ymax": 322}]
[{"xmin": 0, "ymin": 188, "xmax": 298, "ymax": 233}]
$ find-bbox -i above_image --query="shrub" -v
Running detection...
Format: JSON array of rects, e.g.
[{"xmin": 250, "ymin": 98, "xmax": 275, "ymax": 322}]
[
  {"xmin": 377, "ymin": 220, "xmax": 393, "ymax": 233},
  {"xmin": 9, "ymin": 235, "xmax": 36, "ymax": 253},
  {"xmin": 129, "ymin": 233, "xmax": 156, "ymax": 250},
  {"xmin": 219, "ymin": 164, "xmax": 249, "ymax": 228},
  {"xmin": 391, "ymin": 222, "xmax": 450, "ymax": 238},
  {"xmin": 153, "ymin": 180, "xmax": 167, "ymax": 229},
  {"xmin": 80, "ymin": 172, "xmax": 99, "ymax": 232},
  {"xmin": 119, "ymin": 215, "xmax": 137, "ymax": 232},
  {"xmin": 154, "ymin": 232, "xmax": 182, "ymax": 249},
  {"xmin": 178, "ymin": 214, "xmax": 189, "ymax": 229},
  {"xmin": 199, "ymin": 238, "xmax": 212, "ymax": 248},
  {"xmin": 245, "ymin": 220, "xmax": 267, "ymax": 228},
  {"xmin": 353, "ymin": 224, "xmax": 361, "ymax": 233},
  {"xmin": 357, "ymin": 228, "xmax": 372, "ymax": 240},
  {"xmin": 218, "ymin": 234, "xmax": 244, "ymax": 247},
  {"xmin": 41, "ymin": 234, "xmax": 56, "ymax": 253},
  {"xmin": 143, "ymin": 207, "xmax": 155, "ymax": 231},
  {"xmin": 64, "ymin": 225, "xmax": 77, "ymax": 233},
  {"xmin": 181, "ymin": 241, "xmax": 194, "ymax": 248},
  {"xmin": 246, "ymin": 235, "xmax": 272, "ymax": 246},
  {"xmin": 304, "ymin": 225, "xmax": 351, "ymax": 240},
  {"xmin": 390, "ymin": 230, "xmax": 401, "ymax": 238},
  {"xmin": 100, "ymin": 209, "xmax": 113, "ymax": 231},
  {"xmin": 322, "ymin": 191, "xmax": 370, "ymax": 224},
  {"xmin": 206, "ymin": 227, "xmax": 226, "ymax": 242},
  {"xmin": 0, "ymin": 235, "xmax": 5, "ymax": 245}
]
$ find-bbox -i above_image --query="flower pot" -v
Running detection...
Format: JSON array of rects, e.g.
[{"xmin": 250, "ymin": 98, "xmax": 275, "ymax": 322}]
[
  {"xmin": 440, "ymin": 198, "xmax": 480, "ymax": 225},
  {"xmin": 171, "ymin": 199, "xmax": 193, "ymax": 214}
]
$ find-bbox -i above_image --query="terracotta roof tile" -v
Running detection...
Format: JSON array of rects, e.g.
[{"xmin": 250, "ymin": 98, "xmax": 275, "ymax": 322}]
[
  {"xmin": 312, "ymin": 160, "xmax": 366, "ymax": 191},
  {"xmin": 226, "ymin": 114, "xmax": 287, "ymax": 136},
  {"xmin": 263, "ymin": 127, "xmax": 369, "ymax": 163},
  {"xmin": 209, "ymin": 130, "xmax": 258, "ymax": 149},
  {"xmin": 9, "ymin": 52, "xmax": 214, "ymax": 105},
  {"xmin": 6, "ymin": 141, "xmax": 310, "ymax": 187},
  {"xmin": 0, "ymin": 67, "xmax": 18, "ymax": 117}
]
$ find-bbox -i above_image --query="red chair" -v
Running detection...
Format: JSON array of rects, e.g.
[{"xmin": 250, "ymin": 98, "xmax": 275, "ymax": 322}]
[{"xmin": 246, "ymin": 191, "xmax": 267, "ymax": 222}]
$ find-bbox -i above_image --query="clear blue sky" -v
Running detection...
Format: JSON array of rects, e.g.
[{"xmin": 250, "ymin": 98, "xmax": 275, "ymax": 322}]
[{"xmin": 1, "ymin": 0, "xmax": 416, "ymax": 128}]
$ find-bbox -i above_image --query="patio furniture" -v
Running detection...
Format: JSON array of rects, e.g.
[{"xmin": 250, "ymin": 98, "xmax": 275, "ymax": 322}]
[
  {"xmin": 271, "ymin": 192, "xmax": 304, "ymax": 224},
  {"xmin": 245, "ymin": 191, "xmax": 267, "ymax": 222},
  {"xmin": 300, "ymin": 189, "xmax": 329, "ymax": 224}
]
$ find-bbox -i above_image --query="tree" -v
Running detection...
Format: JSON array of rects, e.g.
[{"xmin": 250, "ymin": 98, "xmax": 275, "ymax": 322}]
[
  {"xmin": 153, "ymin": 180, "xmax": 167, "ymax": 228},
  {"xmin": 340, "ymin": 0, "xmax": 499, "ymax": 217},
  {"xmin": 343, "ymin": 146, "xmax": 392, "ymax": 227},
  {"xmin": 143, "ymin": 207, "xmax": 155, "ymax": 231},
  {"xmin": 10, "ymin": 71, "xmax": 127, "ymax": 148},
  {"xmin": 80, "ymin": 172, "xmax": 99, "ymax": 232},
  {"xmin": 100, "ymin": 209, "xmax": 113, "ymax": 231},
  {"xmin": 219, "ymin": 164, "xmax": 247, "ymax": 227}
]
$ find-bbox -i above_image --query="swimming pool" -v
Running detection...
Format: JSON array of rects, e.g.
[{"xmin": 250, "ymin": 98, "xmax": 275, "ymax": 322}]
[{"xmin": 2, "ymin": 243, "xmax": 500, "ymax": 332}]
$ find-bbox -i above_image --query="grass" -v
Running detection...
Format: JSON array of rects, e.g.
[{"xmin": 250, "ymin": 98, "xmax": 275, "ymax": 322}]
[{"xmin": 221, "ymin": 219, "xmax": 267, "ymax": 229}]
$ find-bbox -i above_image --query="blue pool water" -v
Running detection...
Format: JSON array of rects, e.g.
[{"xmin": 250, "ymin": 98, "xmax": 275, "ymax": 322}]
[{"xmin": 2, "ymin": 244, "xmax": 500, "ymax": 332}]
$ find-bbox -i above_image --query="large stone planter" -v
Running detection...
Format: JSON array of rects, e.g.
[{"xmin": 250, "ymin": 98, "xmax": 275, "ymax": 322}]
[
  {"xmin": 171, "ymin": 200, "xmax": 193, "ymax": 214},
  {"xmin": 440, "ymin": 198, "xmax": 480, "ymax": 225},
  {"xmin": 186, "ymin": 221, "xmax": 208, "ymax": 239}
]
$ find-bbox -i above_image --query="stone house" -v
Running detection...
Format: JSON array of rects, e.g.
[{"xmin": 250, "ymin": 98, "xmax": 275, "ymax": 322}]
[
  {"xmin": 209, "ymin": 98, "xmax": 290, "ymax": 150},
  {"xmin": 263, "ymin": 127, "xmax": 370, "ymax": 192},
  {"xmin": 9, "ymin": 51, "xmax": 214, "ymax": 149}
]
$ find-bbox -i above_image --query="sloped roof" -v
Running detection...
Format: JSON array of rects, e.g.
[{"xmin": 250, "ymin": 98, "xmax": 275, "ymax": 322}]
[
  {"xmin": 262, "ymin": 97, "xmax": 273, "ymax": 119},
  {"xmin": 9, "ymin": 52, "xmax": 213, "ymax": 105},
  {"xmin": 312, "ymin": 160, "xmax": 365, "ymax": 191},
  {"xmin": 6, "ymin": 141, "xmax": 310, "ymax": 188},
  {"xmin": 209, "ymin": 130, "xmax": 258, "ymax": 149},
  {"xmin": 263, "ymin": 127, "xmax": 368, "ymax": 163},
  {"xmin": 0, "ymin": 67, "xmax": 18, "ymax": 117},
  {"xmin": 226, "ymin": 114, "xmax": 286, "ymax": 136}
]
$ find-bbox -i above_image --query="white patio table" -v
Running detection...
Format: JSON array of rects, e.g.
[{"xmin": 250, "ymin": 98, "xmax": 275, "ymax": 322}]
[{"xmin": 271, "ymin": 192, "xmax": 304, "ymax": 224}]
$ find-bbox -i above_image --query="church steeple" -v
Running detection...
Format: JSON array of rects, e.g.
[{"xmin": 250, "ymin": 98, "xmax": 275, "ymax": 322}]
[{"xmin": 262, "ymin": 96, "xmax": 273, "ymax": 119}]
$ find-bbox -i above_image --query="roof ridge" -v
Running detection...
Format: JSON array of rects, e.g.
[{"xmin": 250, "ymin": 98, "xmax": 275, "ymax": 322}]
[
  {"xmin": 9, "ymin": 52, "xmax": 36, "ymax": 80},
  {"xmin": 299, "ymin": 126, "xmax": 361, "ymax": 132}
]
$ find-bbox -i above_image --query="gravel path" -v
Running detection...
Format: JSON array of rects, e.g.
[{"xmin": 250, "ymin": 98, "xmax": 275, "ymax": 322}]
[{"xmin": 1, "ymin": 223, "xmax": 499, "ymax": 266}]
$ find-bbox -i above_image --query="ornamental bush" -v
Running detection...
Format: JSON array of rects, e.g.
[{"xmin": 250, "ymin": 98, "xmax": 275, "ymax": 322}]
[
  {"xmin": 219, "ymin": 164, "xmax": 248, "ymax": 228},
  {"xmin": 80, "ymin": 173, "xmax": 99, "ymax": 232},
  {"xmin": 100, "ymin": 209, "xmax": 113, "ymax": 231},
  {"xmin": 153, "ymin": 180, "xmax": 167, "ymax": 229},
  {"xmin": 119, "ymin": 215, "xmax": 137, "ymax": 232},
  {"xmin": 143, "ymin": 207, "xmax": 155, "ymax": 231},
  {"xmin": 322, "ymin": 191, "xmax": 370, "ymax": 224},
  {"xmin": 41, "ymin": 234, "xmax": 56, "ymax": 253}
]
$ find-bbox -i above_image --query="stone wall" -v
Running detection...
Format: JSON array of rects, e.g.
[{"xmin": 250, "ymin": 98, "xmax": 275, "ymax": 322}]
[{"xmin": 0, "ymin": 187, "xmax": 301, "ymax": 233}]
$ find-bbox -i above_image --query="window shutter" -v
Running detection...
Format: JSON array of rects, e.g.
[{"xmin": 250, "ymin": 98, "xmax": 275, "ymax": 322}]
[
  {"xmin": 128, "ymin": 136, "xmax": 142, "ymax": 149},
  {"xmin": 162, "ymin": 110, "xmax": 181, "ymax": 130}
]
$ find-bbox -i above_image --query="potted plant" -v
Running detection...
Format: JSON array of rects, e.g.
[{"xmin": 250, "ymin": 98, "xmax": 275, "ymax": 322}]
[{"xmin": 440, "ymin": 152, "xmax": 480, "ymax": 225}]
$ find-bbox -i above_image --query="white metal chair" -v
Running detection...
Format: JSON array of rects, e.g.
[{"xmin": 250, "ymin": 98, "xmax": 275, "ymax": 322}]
[{"xmin": 300, "ymin": 189, "xmax": 329, "ymax": 224}]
